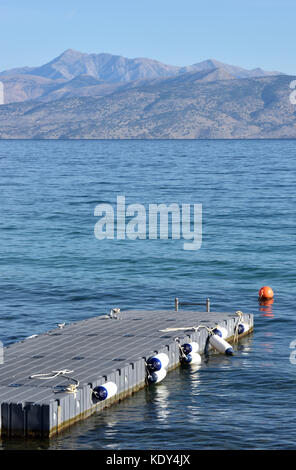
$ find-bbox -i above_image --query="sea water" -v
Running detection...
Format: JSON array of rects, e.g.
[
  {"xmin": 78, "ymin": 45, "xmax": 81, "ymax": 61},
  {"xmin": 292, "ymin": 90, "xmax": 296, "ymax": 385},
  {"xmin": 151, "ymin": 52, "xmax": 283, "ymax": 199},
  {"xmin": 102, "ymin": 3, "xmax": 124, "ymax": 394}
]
[{"xmin": 0, "ymin": 139, "xmax": 295, "ymax": 449}]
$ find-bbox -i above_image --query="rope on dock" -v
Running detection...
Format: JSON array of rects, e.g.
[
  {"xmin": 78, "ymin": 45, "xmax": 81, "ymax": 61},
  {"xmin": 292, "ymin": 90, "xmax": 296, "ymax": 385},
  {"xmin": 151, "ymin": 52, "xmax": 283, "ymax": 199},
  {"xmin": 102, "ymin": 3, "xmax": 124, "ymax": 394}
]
[
  {"xmin": 175, "ymin": 338, "xmax": 189, "ymax": 360},
  {"xmin": 160, "ymin": 311, "xmax": 245, "ymax": 338},
  {"xmin": 160, "ymin": 325, "xmax": 214, "ymax": 334},
  {"xmin": 29, "ymin": 369, "xmax": 80, "ymax": 393},
  {"xmin": 233, "ymin": 310, "xmax": 244, "ymax": 344}
]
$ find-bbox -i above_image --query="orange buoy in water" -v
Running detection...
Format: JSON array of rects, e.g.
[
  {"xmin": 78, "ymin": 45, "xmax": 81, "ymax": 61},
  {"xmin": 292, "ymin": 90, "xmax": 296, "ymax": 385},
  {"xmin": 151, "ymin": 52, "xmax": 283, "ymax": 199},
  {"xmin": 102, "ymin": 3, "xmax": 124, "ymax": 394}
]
[{"xmin": 258, "ymin": 286, "xmax": 274, "ymax": 301}]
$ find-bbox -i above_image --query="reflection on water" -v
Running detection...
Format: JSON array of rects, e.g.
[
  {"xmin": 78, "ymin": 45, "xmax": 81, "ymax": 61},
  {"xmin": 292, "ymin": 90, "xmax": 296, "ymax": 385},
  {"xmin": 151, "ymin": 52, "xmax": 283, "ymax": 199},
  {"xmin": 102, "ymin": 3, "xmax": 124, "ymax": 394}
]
[
  {"xmin": 148, "ymin": 383, "xmax": 171, "ymax": 422},
  {"xmin": 259, "ymin": 299, "xmax": 274, "ymax": 317}
]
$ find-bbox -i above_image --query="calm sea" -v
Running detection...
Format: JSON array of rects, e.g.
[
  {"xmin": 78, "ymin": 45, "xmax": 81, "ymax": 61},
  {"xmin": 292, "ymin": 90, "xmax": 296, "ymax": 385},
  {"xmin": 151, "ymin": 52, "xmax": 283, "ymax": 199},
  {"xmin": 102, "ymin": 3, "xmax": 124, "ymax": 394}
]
[{"xmin": 0, "ymin": 140, "xmax": 295, "ymax": 450}]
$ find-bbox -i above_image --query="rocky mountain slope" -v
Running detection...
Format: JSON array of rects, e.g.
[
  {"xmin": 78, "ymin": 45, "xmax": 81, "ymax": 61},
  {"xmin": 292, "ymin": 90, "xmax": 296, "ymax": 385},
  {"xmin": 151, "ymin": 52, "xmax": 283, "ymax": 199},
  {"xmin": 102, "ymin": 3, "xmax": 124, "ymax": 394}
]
[{"xmin": 0, "ymin": 71, "xmax": 294, "ymax": 139}]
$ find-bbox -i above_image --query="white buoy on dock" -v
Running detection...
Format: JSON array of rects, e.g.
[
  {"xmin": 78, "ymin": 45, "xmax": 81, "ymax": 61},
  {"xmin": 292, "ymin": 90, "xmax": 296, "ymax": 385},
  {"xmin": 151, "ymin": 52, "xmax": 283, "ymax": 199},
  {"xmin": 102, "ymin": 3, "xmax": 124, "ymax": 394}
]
[
  {"xmin": 180, "ymin": 341, "xmax": 202, "ymax": 365},
  {"xmin": 148, "ymin": 368, "xmax": 167, "ymax": 384},
  {"xmin": 147, "ymin": 353, "xmax": 169, "ymax": 372},
  {"xmin": 212, "ymin": 326, "xmax": 228, "ymax": 339},
  {"xmin": 93, "ymin": 382, "xmax": 117, "ymax": 401},
  {"xmin": 147, "ymin": 353, "xmax": 169, "ymax": 384},
  {"xmin": 182, "ymin": 351, "xmax": 202, "ymax": 365},
  {"xmin": 238, "ymin": 322, "xmax": 250, "ymax": 335},
  {"xmin": 182, "ymin": 342, "xmax": 199, "ymax": 355},
  {"xmin": 209, "ymin": 334, "xmax": 234, "ymax": 355}
]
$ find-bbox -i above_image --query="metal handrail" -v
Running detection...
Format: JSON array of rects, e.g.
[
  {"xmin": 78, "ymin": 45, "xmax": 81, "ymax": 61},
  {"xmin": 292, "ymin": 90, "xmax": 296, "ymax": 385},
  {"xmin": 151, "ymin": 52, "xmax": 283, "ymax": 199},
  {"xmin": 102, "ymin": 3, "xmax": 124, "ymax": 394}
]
[{"xmin": 174, "ymin": 297, "xmax": 210, "ymax": 313}]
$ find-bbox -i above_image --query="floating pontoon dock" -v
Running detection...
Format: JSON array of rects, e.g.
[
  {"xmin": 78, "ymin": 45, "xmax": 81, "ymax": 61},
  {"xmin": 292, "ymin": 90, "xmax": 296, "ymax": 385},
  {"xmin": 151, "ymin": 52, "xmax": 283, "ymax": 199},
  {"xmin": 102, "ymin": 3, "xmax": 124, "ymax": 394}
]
[{"xmin": 0, "ymin": 308, "xmax": 253, "ymax": 438}]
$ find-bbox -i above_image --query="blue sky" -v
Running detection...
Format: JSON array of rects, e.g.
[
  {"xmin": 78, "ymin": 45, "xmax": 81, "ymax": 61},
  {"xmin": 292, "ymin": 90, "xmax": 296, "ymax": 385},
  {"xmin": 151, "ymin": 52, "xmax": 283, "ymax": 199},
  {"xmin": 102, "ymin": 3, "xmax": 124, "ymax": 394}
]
[{"xmin": 1, "ymin": 0, "xmax": 295, "ymax": 74}]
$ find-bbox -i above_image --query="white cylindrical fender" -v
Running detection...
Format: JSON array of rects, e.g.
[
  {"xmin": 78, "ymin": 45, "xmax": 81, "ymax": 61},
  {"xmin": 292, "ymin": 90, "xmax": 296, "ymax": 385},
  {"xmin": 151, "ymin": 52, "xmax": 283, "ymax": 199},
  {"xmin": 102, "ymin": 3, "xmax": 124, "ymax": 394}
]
[
  {"xmin": 212, "ymin": 326, "xmax": 228, "ymax": 339},
  {"xmin": 182, "ymin": 342, "xmax": 199, "ymax": 355},
  {"xmin": 147, "ymin": 353, "xmax": 169, "ymax": 371},
  {"xmin": 93, "ymin": 381, "xmax": 117, "ymax": 401},
  {"xmin": 156, "ymin": 353, "xmax": 169, "ymax": 368},
  {"xmin": 209, "ymin": 334, "xmax": 234, "ymax": 355},
  {"xmin": 182, "ymin": 352, "xmax": 202, "ymax": 365},
  {"xmin": 238, "ymin": 322, "xmax": 249, "ymax": 335},
  {"xmin": 148, "ymin": 367, "xmax": 167, "ymax": 384}
]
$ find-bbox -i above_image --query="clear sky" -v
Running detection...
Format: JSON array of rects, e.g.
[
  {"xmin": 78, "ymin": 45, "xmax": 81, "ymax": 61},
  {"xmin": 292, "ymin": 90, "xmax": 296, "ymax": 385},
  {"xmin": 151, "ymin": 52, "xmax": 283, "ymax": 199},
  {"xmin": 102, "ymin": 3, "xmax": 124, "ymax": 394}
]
[{"xmin": 1, "ymin": 0, "xmax": 295, "ymax": 74}]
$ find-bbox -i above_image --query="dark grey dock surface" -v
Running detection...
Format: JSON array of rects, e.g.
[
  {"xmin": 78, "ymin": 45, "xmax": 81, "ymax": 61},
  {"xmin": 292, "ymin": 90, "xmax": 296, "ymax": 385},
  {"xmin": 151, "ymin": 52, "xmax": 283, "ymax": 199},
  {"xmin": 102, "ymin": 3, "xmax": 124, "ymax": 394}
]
[{"xmin": 0, "ymin": 309, "xmax": 253, "ymax": 437}]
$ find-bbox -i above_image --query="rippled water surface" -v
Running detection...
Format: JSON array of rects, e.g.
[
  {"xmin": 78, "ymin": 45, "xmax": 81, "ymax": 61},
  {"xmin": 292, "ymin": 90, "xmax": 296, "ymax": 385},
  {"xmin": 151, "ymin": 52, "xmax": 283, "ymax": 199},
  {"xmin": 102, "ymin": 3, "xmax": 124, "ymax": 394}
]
[{"xmin": 0, "ymin": 140, "xmax": 295, "ymax": 449}]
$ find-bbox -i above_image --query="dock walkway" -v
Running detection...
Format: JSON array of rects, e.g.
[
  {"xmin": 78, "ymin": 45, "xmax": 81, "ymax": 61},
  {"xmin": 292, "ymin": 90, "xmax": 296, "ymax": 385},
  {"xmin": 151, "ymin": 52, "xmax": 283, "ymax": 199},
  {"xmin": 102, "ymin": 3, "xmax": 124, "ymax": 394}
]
[{"xmin": 0, "ymin": 309, "xmax": 253, "ymax": 437}]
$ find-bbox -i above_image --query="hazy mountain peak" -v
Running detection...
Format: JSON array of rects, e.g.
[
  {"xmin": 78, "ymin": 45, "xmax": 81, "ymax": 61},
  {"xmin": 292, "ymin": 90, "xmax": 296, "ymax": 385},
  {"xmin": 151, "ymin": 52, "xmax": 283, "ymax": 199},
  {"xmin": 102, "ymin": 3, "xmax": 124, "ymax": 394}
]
[
  {"xmin": 0, "ymin": 50, "xmax": 284, "ymax": 83},
  {"xmin": 198, "ymin": 59, "xmax": 221, "ymax": 68},
  {"xmin": 178, "ymin": 58, "xmax": 282, "ymax": 79},
  {"xmin": 56, "ymin": 48, "xmax": 85, "ymax": 59}
]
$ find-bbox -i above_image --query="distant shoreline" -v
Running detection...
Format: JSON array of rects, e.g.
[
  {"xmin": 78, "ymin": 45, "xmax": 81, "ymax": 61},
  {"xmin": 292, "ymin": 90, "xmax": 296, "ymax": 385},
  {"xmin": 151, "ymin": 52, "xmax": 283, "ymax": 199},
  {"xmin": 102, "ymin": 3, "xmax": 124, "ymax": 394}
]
[{"xmin": 1, "ymin": 138, "xmax": 296, "ymax": 141}]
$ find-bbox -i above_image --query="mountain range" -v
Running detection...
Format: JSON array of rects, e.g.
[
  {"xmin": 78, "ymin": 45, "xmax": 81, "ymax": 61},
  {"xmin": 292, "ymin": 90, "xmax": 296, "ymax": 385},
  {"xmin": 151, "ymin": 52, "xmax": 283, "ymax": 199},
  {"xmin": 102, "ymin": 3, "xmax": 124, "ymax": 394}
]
[
  {"xmin": 0, "ymin": 49, "xmax": 283, "ymax": 104},
  {"xmin": 0, "ymin": 50, "xmax": 295, "ymax": 139}
]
